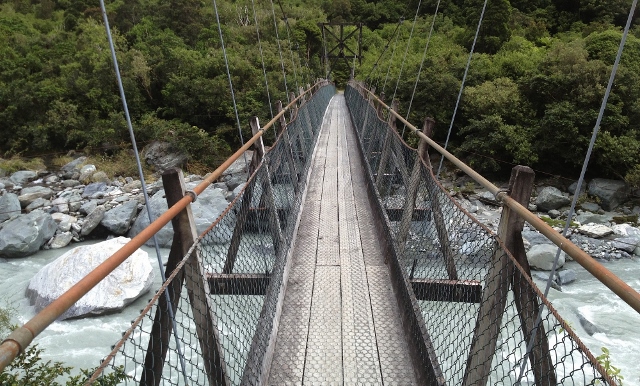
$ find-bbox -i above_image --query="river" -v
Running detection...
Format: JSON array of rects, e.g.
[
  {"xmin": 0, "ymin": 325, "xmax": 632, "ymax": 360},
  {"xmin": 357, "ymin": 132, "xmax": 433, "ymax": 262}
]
[{"xmin": 0, "ymin": 244, "xmax": 638, "ymax": 384}]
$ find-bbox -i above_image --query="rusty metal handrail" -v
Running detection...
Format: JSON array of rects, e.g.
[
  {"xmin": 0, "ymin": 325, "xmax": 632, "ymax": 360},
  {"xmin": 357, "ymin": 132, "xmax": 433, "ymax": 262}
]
[
  {"xmin": 0, "ymin": 81, "xmax": 330, "ymax": 372},
  {"xmin": 354, "ymin": 81, "xmax": 640, "ymax": 315}
]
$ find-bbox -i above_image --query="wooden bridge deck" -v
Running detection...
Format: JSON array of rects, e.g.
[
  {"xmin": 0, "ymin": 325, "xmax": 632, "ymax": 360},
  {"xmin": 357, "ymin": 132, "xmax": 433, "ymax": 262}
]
[{"xmin": 267, "ymin": 94, "xmax": 418, "ymax": 384}]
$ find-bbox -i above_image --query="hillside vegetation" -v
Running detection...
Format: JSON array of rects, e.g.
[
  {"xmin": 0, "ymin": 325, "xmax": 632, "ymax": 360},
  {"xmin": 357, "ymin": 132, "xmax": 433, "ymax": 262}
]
[{"xmin": 1, "ymin": 0, "xmax": 640, "ymax": 185}]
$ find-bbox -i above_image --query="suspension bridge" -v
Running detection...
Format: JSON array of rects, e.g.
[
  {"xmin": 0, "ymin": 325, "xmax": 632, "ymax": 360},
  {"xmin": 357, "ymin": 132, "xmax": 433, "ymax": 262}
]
[{"xmin": 2, "ymin": 0, "xmax": 640, "ymax": 384}]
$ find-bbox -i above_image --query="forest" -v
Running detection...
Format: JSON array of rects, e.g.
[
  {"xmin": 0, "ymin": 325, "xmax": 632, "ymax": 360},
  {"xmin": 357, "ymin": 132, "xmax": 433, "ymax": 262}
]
[{"xmin": 0, "ymin": 0, "xmax": 639, "ymax": 186}]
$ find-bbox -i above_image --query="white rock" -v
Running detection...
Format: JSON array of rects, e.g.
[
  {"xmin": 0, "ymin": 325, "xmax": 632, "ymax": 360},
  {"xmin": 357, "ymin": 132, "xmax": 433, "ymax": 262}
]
[
  {"xmin": 578, "ymin": 223, "xmax": 614, "ymax": 238},
  {"xmin": 611, "ymin": 223, "xmax": 640, "ymax": 237},
  {"xmin": 26, "ymin": 237, "xmax": 154, "ymax": 319}
]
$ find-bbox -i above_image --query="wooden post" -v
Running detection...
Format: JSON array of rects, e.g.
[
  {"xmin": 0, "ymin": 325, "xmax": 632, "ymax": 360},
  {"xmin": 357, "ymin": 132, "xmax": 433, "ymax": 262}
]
[
  {"xmin": 298, "ymin": 86, "xmax": 306, "ymax": 104},
  {"xmin": 508, "ymin": 166, "xmax": 556, "ymax": 385},
  {"xmin": 289, "ymin": 91, "xmax": 297, "ymax": 120},
  {"xmin": 397, "ymin": 118, "xmax": 435, "ymax": 254},
  {"xmin": 462, "ymin": 166, "xmax": 549, "ymax": 386},
  {"xmin": 376, "ymin": 92, "xmax": 385, "ymax": 119},
  {"xmin": 142, "ymin": 168, "xmax": 230, "ymax": 386}
]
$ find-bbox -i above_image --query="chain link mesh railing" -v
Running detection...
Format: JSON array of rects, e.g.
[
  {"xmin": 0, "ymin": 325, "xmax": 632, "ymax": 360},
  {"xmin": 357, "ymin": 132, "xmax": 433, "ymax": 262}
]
[
  {"xmin": 344, "ymin": 83, "xmax": 616, "ymax": 386},
  {"xmin": 88, "ymin": 83, "xmax": 335, "ymax": 385}
]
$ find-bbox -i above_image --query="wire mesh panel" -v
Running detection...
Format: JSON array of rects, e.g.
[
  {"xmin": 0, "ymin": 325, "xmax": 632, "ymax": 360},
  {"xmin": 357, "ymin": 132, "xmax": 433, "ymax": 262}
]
[
  {"xmin": 344, "ymin": 84, "xmax": 615, "ymax": 386},
  {"xmin": 90, "ymin": 84, "xmax": 335, "ymax": 385}
]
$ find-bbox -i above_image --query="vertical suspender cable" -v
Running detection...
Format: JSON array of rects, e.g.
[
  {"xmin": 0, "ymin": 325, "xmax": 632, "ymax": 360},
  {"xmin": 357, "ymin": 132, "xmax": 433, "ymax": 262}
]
[
  {"xmin": 391, "ymin": 0, "xmax": 422, "ymax": 103},
  {"xmin": 436, "ymin": 0, "xmax": 488, "ymax": 177},
  {"xmin": 515, "ymin": 0, "xmax": 638, "ymax": 383},
  {"xmin": 212, "ymin": 0, "xmax": 249, "ymax": 168},
  {"xmin": 381, "ymin": 26, "xmax": 403, "ymax": 93},
  {"xmin": 403, "ymin": 0, "xmax": 441, "ymax": 138},
  {"xmin": 97, "ymin": 2, "xmax": 190, "ymax": 384},
  {"xmin": 365, "ymin": 19, "xmax": 403, "ymax": 86},
  {"xmin": 251, "ymin": 0, "xmax": 275, "ymax": 139},
  {"xmin": 270, "ymin": 0, "xmax": 290, "ymax": 102},
  {"xmin": 277, "ymin": 0, "xmax": 300, "ymax": 91}
]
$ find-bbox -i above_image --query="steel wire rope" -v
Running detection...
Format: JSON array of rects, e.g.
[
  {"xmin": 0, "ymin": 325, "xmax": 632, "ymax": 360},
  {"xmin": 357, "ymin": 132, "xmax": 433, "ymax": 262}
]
[
  {"xmin": 381, "ymin": 24, "xmax": 403, "ymax": 93},
  {"xmin": 97, "ymin": 1, "xmax": 190, "ymax": 384},
  {"xmin": 402, "ymin": 0, "xmax": 441, "ymax": 138},
  {"xmin": 212, "ymin": 0, "xmax": 249, "ymax": 170},
  {"xmin": 251, "ymin": 0, "xmax": 275, "ymax": 141},
  {"xmin": 436, "ymin": 0, "xmax": 488, "ymax": 177},
  {"xmin": 365, "ymin": 19, "xmax": 404, "ymax": 86},
  {"xmin": 270, "ymin": 0, "xmax": 291, "ymax": 103},
  {"xmin": 391, "ymin": 0, "xmax": 423, "ymax": 104},
  {"xmin": 515, "ymin": 1, "xmax": 638, "ymax": 383},
  {"xmin": 277, "ymin": 0, "xmax": 301, "ymax": 91}
]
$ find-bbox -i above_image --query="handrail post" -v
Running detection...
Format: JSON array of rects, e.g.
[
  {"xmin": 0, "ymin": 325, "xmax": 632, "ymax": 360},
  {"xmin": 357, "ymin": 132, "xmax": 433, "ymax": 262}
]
[
  {"xmin": 463, "ymin": 166, "xmax": 548, "ymax": 386},
  {"xmin": 375, "ymin": 99, "xmax": 397, "ymax": 193},
  {"xmin": 289, "ymin": 91, "xmax": 298, "ymax": 120}
]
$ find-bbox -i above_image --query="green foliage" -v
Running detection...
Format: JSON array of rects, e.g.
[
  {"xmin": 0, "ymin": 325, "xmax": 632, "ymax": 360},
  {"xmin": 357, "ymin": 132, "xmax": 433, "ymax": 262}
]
[
  {"xmin": 0, "ymin": 157, "xmax": 46, "ymax": 174},
  {"xmin": 595, "ymin": 346, "xmax": 624, "ymax": 385}
]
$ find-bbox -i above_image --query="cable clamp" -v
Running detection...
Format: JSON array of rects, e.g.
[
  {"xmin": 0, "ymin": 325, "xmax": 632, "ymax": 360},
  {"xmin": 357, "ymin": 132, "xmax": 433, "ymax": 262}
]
[
  {"xmin": 185, "ymin": 190, "xmax": 197, "ymax": 202},
  {"xmin": 494, "ymin": 188, "xmax": 510, "ymax": 202}
]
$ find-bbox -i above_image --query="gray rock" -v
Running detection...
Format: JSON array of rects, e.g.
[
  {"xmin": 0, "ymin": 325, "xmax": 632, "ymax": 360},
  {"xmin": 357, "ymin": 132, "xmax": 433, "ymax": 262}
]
[
  {"xmin": 18, "ymin": 186, "xmax": 54, "ymax": 207},
  {"xmin": 122, "ymin": 180, "xmax": 142, "ymax": 193},
  {"xmin": 533, "ymin": 272, "xmax": 562, "ymax": 291},
  {"xmin": 580, "ymin": 202, "xmax": 601, "ymax": 212},
  {"xmin": 129, "ymin": 183, "xmax": 232, "ymax": 247},
  {"xmin": 142, "ymin": 141, "xmax": 188, "ymax": 173},
  {"xmin": 0, "ymin": 178, "xmax": 14, "ymax": 190},
  {"xmin": 0, "ymin": 193, "xmax": 21, "ymax": 223},
  {"xmin": 80, "ymin": 206, "xmax": 106, "ymax": 236},
  {"xmin": 611, "ymin": 223, "xmax": 640, "ymax": 237},
  {"xmin": 474, "ymin": 191, "xmax": 500, "ymax": 206},
  {"xmin": 577, "ymin": 312, "xmax": 603, "ymax": 336},
  {"xmin": 67, "ymin": 194, "xmax": 83, "ymax": 212},
  {"xmin": 25, "ymin": 197, "xmax": 49, "ymax": 212},
  {"xmin": 575, "ymin": 212, "xmax": 610, "ymax": 225},
  {"xmin": 79, "ymin": 200, "xmax": 98, "ymax": 216},
  {"xmin": 612, "ymin": 236, "xmax": 640, "ymax": 253},
  {"xmin": 51, "ymin": 213, "xmax": 77, "ymax": 224},
  {"xmin": 588, "ymin": 178, "xmax": 628, "ymax": 211},
  {"xmin": 225, "ymin": 174, "xmax": 247, "ymax": 191},
  {"xmin": 567, "ymin": 181, "xmax": 587, "ymax": 195},
  {"xmin": 556, "ymin": 269, "xmax": 577, "ymax": 285},
  {"xmin": 101, "ymin": 200, "xmax": 139, "ymax": 235},
  {"xmin": 548, "ymin": 209, "xmax": 561, "ymax": 219},
  {"xmin": 535, "ymin": 186, "xmax": 571, "ymax": 211},
  {"xmin": 527, "ymin": 244, "xmax": 566, "ymax": 271},
  {"xmin": 44, "ymin": 175, "xmax": 59, "ymax": 184},
  {"xmin": 26, "ymin": 237, "xmax": 154, "ymax": 319},
  {"xmin": 60, "ymin": 156, "xmax": 87, "ymax": 175},
  {"xmin": 221, "ymin": 151, "xmax": 253, "ymax": 176},
  {"xmin": 49, "ymin": 232, "xmax": 73, "ymax": 249},
  {"xmin": 578, "ymin": 223, "xmax": 613, "ymax": 238},
  {"xmin": 82, "ymin": 182, "xmax": 108, "ymax": 198},
  {"xmin": 0, "ymin": 210, "xmax": 56, "ymax": 257},
  {"xmin": 61, "ymin": 179, "xmax": 80, "ymax": 188},
  {"xmin": 10, "ymin": 170, "xmax": 37, "ymax": 186},
  {"xmin": 51, "ymin": 197, "xmax": 69, "ymax": 213}
]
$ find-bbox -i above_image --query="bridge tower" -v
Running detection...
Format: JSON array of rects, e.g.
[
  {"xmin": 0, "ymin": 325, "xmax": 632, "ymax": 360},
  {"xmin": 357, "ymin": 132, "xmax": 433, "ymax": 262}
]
[{"xmin": 319, "ymin": 22, "xmax": 363, "ymax": 81}]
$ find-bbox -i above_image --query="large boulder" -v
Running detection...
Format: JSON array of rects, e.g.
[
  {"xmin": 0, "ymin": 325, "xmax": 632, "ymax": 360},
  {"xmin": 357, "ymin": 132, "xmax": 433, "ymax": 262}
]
[
  {"xmin": 26, "ymin": 237, "xmax": 154, "ymax": 319},
  {"xmin": 0, "ymin": 193, "xmax": 21, "ymax": 223},
  {"xmin": 80, "ymin": 206, "xmax": 106, "ymax": 236},
  {"xmin": 143, "ymin": 141, "xmax": 188, "ymax": 173},
  {"xmin": 128, "ymin": 183, "xmax": 232, "ymax": 247},
  {"xmin": 535, "ymin": 186, "xmax": 571, "ymax": 212},
  {"xmin": 10, "ymin": 170, "xmax": 37, "ymax": 186},
  {"xmin": 101, "ymin": 200, "xmax": 139, "ymax": 235},
  {"xmin": 588, "ymin": 178, "xmax": 628, "ymax": 211},
  {"xmin": 18, "ymin": 186, "xmax": 54, "ymax": 207},
  {"xmin": 0, "ymin": 210, "xmax": 57, "ymax": 257},
  {"xmin": 527, "ymin": 244, "xmax": 566, "ymax": 271},
  {"xmin": 60, "ymin": 156, "xmax": 87, "ymax": 178}
]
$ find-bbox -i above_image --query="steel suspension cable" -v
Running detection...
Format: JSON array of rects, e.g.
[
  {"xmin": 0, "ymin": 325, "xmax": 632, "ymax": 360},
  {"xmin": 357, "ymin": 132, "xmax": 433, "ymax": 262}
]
[
  {"xmin": 381, "ymin": 25, "xmax": 403, "ymax": 93},
  {"xmin": 270, "ymin": 0, "xmax": 290, "ymax": 102},
  {"xmin": 391, "ymin": 0, "xmax": 423, "ymax": 103},
  {"xmin": 366, "ymin": 19, "xmax": 404, "ymax": 86},
  {"xmin": 402, "ymin": 0, "xmax": 441, "ymax": 138},
  {"xmin": 436, "ymin": 0, "xmax": 488, "ymax": 176},
  {"xmin": 212, "ymin": 0, "xmax": 249, "ymax": 168},
  {"xmin": 277, "ymin": 0, "xmax": 301, "ymax": 91},
  {"xmin": 251, "ymin": 0, "xmax": 275, "ymax": 140},
  {"xmin": 515, "ymin": 0, "xmax": 638, "ymax": 383},
  {"xmin": 97, "ymin": 2, "xmax": 190, "ymax": 384}
]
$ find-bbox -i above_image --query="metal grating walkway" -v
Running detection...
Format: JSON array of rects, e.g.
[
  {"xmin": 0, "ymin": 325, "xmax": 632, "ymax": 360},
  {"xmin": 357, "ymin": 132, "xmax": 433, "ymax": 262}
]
[{"xmin": 268, "ymin": 94, "xmax": 418, "ymax": 385}]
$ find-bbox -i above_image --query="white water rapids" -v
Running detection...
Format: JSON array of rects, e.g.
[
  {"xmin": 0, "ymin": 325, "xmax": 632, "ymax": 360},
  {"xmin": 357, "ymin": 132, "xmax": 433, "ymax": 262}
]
[{"xmin": 0, "ymin": 243, "xmax": 638, "ymax": 384}]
